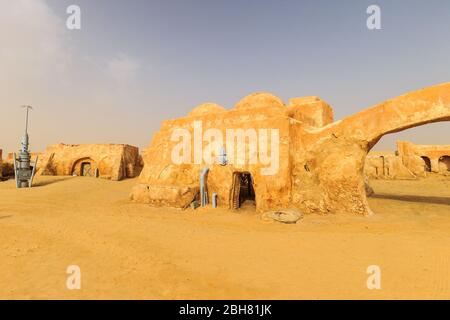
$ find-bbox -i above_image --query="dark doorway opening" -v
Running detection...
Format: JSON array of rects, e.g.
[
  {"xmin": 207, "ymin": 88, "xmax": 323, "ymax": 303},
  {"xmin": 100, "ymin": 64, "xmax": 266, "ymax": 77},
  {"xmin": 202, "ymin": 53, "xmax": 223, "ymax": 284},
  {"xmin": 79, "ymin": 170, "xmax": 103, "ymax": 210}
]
[
  {"xmin": 81, "ymin": 162, "xmax": 92, "ymax": 177},
  {"xmin": 421, "ymin": 156, "xmax": 432, "ymax": 172},
  {"xmin": 231, "ymin": 172, "xmax": 255, "ymax": 209},
  {"xmin": 439, "ymin": 156, "xmax": 450, "ymax": 172}
]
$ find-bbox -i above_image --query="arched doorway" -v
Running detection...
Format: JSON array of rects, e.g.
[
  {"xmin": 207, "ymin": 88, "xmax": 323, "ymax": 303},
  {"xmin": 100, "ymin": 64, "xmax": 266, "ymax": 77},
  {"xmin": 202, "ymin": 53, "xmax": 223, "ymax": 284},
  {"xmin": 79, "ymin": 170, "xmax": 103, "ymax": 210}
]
[
  {"xmin": 71, "ymin": 158, "xmax": 97, "ymax": 177},
  {"xmin": 316, "ymin": 84, "xmax": 450, "ymax": 215},
  {"xmin": 421, "ymin": 156, "xmax": 432, "ymax": 172},
  {"xmin": 230, "ymin": 172, "xmax": 255, "ymax": 210},
  {"xmin": 365, "ymin": 123, "xmax": 450, "ymax": 217},
  {"xmin": 439, "ymin": 156, "xmax": 450, "ymax": 172}
]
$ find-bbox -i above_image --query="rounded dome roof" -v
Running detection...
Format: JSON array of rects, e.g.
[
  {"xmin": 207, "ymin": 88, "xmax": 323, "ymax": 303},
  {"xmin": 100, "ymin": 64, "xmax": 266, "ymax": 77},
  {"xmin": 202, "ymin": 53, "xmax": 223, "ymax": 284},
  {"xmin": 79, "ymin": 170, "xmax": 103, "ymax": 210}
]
[
  {"xmin": 234, "ymin": 92, "xmax": 284, "ymax": 110},
  {"xmin": 188, "ymin": 103, "xmax": 226, "ymax": 117}
]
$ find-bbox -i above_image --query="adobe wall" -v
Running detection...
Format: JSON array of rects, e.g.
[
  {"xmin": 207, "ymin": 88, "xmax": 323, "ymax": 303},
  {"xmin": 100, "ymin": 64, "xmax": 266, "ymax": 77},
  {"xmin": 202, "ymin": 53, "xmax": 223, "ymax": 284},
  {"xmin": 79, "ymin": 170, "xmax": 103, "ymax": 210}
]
[
  {"xmin": 133, "ymin": 83, "xmax": 450, "ymax": 215},
  {"xmin": 134, "ymin": 103, "xmax": 292, "ymax": 212},
  {"xmin": 298, "ymin": 83, "xmax": 450, "ymax": 215},
  {"xmin": 364, "ymin": 153, "xmax": 421, "ymax": 179},
  {"xmin": 287, "ymin": 96, "xmax": 334, "ymax": 128},
  {"xmin": 364, "ymin": 142, "xmax": 450, "ymax": 179},
  {"xmin": 39, "ymin": 143, "xmax": 141, "ymax": 181},
  {"xmin": 397, "ymin": 141, "xmax": 450, "ymax": 174}
]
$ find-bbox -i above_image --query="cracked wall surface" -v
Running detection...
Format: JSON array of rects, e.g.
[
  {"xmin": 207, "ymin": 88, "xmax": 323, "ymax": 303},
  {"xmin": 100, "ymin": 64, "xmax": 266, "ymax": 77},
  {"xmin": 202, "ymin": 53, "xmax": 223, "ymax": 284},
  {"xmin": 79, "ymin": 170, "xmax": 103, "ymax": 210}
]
[{"xmin": 132, "ymin": 83, "xmax": 450, "ymax": 215}]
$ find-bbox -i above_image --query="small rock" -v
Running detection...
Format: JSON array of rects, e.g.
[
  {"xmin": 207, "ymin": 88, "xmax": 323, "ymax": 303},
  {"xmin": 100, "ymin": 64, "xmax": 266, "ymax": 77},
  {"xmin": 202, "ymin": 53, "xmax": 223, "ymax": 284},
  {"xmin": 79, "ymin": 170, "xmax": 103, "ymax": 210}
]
[{"xmin": 262, "ymin": 209, "xmax": 303, "ymax": 224}]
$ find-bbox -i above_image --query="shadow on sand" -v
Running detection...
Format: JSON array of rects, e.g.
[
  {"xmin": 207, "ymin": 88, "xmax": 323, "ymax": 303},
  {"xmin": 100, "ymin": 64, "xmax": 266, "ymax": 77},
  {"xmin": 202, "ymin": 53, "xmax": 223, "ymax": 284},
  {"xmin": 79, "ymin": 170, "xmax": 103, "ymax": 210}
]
[
  {"xmin": 369, "ymin": 193, "xmax": 450, "ymax": 206},
  {"xmin": 32, "ymin": 177, "xmax": 74, "ymax": 187}
]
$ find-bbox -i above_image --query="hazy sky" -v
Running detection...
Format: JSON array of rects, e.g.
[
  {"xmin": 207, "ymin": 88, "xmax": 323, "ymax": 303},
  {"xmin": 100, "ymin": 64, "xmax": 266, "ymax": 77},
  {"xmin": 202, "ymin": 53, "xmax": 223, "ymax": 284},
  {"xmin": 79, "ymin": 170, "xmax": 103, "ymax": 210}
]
[{"xmin": 1, "ymin": 0, "xmax": 449, "ymax": 154}]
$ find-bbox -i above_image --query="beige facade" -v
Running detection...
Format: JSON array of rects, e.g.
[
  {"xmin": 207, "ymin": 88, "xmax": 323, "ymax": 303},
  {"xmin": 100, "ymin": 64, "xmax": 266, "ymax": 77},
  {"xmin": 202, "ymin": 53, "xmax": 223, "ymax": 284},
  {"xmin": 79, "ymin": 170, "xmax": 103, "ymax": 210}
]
[
  {"xmin": 365, "ymin": 141, "xmax": 450, "ymax": 179},
  {"xmin": 131, "ymin": 83, "xmax": 450, "ymax": 215},
  {"xmin": 38, "ymin": 143, "xmax": 141, "ymax": 181}
]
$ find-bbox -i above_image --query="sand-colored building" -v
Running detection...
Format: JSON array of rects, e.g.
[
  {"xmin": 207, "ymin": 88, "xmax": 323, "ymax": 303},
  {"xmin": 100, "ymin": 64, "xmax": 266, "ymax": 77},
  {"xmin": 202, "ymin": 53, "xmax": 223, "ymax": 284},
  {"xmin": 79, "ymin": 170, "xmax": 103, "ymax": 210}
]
[
  {"xmin": 131, "ymin": 83, "xmax": 450, "ymax": 215},
  {"xmin": 38, "ymin": 143, "xmax": 141, "ymax": 181},
  {"xmin": 365, "ymin": 141, "xmax": 450, "ymax": 179},
  {"xmin": 0, "ymin": 150, "xmax": 17, "ymax": 179},
  {"xmin": 398, "ymin": 141, "xmax": 450, "ymax": 175},
  {"xmin": 131, "ymin": 94, "xmax": 333, "ymax": 212}
]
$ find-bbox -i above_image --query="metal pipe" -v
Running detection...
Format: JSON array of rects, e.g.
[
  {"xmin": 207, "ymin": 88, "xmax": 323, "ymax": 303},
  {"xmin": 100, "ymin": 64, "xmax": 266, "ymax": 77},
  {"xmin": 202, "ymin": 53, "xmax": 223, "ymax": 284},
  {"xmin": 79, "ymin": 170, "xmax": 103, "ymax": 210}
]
[
  {"xmin": 200, "ymin": 167, "xmax": 209, "ymax": 207},
  {"xmin": 212, "ymin": 193, "xmax": 218, "ymax": 208},
  {"xmin": 25, "ymin": 108, "xmax": 29, "ymax": 135},
  {"xmin": 13, "ymin": 153, "xmax": 19, "ymax": 188},
  {"xmin": 29, "ymin": 156, "xmax": 38, "ymax": 188}
]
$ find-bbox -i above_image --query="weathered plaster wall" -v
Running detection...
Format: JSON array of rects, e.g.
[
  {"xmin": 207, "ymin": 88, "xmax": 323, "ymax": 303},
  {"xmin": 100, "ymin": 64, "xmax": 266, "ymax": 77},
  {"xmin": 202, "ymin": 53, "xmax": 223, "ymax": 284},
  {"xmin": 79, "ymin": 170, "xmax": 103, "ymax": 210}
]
[
  {"xmin": 365, "ymin": 141, "xmax": 450, "ymax": 179},
  {"xmin": 133, "ymin": 99, "xmax": 292, "ymax": 211},
  {"xmin": 39, "ymin": 143, "xmax": 141, "ymax": 181},
  {"xmin": 397, "ymin": 141, "xmax": 450, "ymax": 174},
  {"xmin": 133, "ymin": 83, "xmax": 450, "ymax": 215}
]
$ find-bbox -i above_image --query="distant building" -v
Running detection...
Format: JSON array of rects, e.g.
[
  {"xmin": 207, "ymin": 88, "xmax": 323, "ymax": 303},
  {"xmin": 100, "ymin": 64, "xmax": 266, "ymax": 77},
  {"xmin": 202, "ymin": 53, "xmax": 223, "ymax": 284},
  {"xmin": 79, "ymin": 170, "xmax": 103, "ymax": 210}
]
[
  {"xmin": 38, "ymin": 143, "xmax": 142, "ymax": 181},
  {"xmin": 131, "ymin": 83, "xmax": 450, "ymax": 216},
  {"xmin": 365, "ymin": 141, "xmax": 450, "ymax": 179}
]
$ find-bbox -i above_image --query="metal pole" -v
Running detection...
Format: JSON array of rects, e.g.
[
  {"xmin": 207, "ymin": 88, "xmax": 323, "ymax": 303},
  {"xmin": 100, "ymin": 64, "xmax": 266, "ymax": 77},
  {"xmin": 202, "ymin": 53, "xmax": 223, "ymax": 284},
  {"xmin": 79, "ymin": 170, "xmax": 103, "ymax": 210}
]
[
  {"xmin": 13, "ymin": 152, "xmax": 19, "ymax": 188},
  {"xmin": 15, "ymin": 106, "xmax": 35, "ymax": 188},
  {"xmin": 200, "ymin": 167, "xmax": 209, "ymax": 207},
  {"xmin": 29, "ymin": 156, "xmax": 38, "ymax": 188},
  {"xmin": 25, "ymin": 107, "xmax": 29, "ymax": 135},
  {"xmin": 22, "ymin": 105, "xmax": 32, "ymax": 135}
]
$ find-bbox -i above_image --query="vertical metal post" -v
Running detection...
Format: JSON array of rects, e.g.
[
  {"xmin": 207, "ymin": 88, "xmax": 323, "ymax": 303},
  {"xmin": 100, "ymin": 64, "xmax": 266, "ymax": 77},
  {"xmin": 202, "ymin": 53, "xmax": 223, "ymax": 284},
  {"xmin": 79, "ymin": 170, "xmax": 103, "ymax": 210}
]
[
  {"xmin": 15, "ymin": 106, "xmax": 36, "ymax": 188},
  {"xmin": 13, "ymin": 153, "xmax": 19, "ymax": 188},
  {"xmin": 200, "ymin": 167, "xmax": 209, "ymax": 207},
  {"xmin": 212, "ymin": 193, "xmax": 218, "ymax": 208}
]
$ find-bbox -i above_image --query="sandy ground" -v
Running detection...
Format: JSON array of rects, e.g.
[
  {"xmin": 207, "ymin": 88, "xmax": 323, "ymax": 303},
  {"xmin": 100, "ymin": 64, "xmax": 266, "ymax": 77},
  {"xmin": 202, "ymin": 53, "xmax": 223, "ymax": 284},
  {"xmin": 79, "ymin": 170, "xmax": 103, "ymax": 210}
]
[{"xmin": 0, "ymin": 175, "xmax": 449, "ymax": 300}]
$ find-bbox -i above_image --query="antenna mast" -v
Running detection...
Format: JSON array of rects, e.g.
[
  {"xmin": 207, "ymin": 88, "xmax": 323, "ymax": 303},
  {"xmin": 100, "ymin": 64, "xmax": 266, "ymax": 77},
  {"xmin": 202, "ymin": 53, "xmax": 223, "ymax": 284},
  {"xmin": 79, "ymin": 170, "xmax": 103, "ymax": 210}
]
[
  {"xmin": 14, "ymin": 105, "xmax": 37, "ymax": 188},
  {"xmin": 22, "ymin": 105, "xmax": 33, "ymax": 135}
]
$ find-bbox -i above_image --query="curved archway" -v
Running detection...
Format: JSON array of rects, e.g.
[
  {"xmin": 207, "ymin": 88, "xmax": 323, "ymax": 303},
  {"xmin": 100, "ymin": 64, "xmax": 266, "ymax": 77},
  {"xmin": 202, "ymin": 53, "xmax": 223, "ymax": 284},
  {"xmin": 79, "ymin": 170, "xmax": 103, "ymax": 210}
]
[
  {"xmin": 298, "ymin": 83, "xmax": 450, "ymax": 216},
  {"xmin": 439, "ymin": 155, "xmax": 450, "ymax": 172},
  {"xmin": 421, "ymin": 156, "xmax": 432, "ymax": 172},
  {"xmin": 357, "ymin": 84, "xmax": 450, "ymax": 214},
  {"xmin": 71, "ymin": 157, "xmax": 97, "ymax": 177}
]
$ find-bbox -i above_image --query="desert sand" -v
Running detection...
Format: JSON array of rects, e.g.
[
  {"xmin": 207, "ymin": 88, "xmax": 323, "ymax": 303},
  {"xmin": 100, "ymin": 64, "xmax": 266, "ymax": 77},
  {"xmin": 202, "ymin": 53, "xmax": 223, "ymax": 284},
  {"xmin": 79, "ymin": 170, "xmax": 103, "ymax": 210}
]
[{"xmin": 0, "ymin": 175, "xmax": 449, "ymax": 299}]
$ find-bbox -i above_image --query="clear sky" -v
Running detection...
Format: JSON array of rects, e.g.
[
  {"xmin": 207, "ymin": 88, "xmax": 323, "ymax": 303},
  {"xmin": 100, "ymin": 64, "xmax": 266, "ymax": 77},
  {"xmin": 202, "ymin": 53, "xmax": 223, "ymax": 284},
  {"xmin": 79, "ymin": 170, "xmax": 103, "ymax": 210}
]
[{"xmin": 1, "ymin": 0, "xmax": 449, "ymax": 154}]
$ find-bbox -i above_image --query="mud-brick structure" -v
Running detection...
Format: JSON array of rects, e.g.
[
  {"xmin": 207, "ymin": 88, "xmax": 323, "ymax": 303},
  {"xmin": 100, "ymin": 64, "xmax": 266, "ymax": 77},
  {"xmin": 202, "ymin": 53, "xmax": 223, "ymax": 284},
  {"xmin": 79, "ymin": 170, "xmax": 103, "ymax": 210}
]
[
  {"xmin": 0, "ymin": 150, "xmax": 16, "ymax": 179},
  {"xmin": 365, "ymin": 151, "xmax": 405, "ymax": 179},
  {"xmin": 39, "ymin": 144, "xmax": 141, "ymax": 181},
  {"xmin": 132, "ymin": 83, "xmax": 450, "ymax": 215},
  {"xmin": 365, "ymin": 142, "xmax": 450, "ymax": 179},
  {"xmin": 398, "ymin": 141, "xmax": 450, "ymax": 175}
]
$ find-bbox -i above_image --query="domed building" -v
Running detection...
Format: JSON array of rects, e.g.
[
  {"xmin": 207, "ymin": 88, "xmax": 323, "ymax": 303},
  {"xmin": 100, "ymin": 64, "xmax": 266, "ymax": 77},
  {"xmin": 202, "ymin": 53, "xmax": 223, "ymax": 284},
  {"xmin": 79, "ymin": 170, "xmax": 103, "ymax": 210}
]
[
  {"xmin": 233, "ymin": 92, "xmax": 284, "ymax": 110},
  {"xmin": 131, "ymin": 83, "xmax": 450, "ymax": 216},
  {"xmin": 131, "ymin": 91, "xmax": 334, "ymax": 213},
  {"xmin": 188, "ymin": 103, "xmax": 226, "ymax": 117},
  {"xmin": 38, "ymin": 143, "xmax": 142, "ymax": 181}
]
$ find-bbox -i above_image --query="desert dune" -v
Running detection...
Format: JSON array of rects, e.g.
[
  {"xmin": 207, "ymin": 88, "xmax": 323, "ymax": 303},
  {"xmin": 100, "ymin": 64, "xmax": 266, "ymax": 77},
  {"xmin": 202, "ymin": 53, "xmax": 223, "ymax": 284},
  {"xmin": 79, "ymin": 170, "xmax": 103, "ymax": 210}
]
[{"xmin": 0, "ymin": 175, "xmax": 449, "ymax": 299}]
